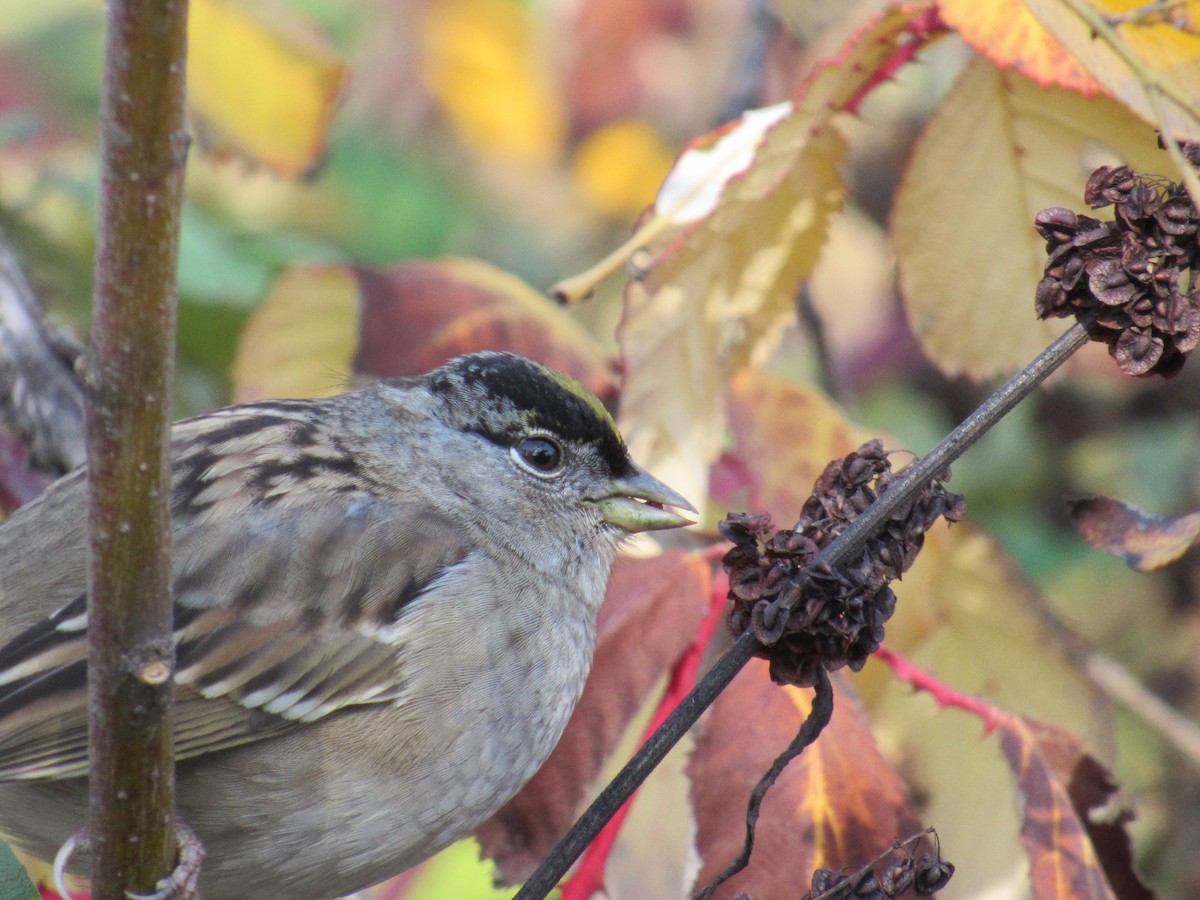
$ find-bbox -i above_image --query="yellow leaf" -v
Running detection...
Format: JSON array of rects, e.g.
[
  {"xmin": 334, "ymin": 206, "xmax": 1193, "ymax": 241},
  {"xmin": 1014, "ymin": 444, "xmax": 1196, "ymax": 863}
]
[
  {"xmin": 572, "ymin": 118, "xmax": 675, "ymax": 217},
  {"xmin": 231, "ymin": 264, "xmax": 358, "ymax": 402},
  {"xmin": 724, "ymin": 369, "xmax": 872, "ymax": 524},
  {"xmin": 940, "ymin": 0, "xmax": 1102, "ymax": 94},
  {"xmin": 617, "ymin": 5, "xmax": 927, "ymax": 512},
  {"xmin": 893, "ymin": 57, "xmax": 1175, "ymax": 378},
  {"xmin": 420, "ymin": 0, "xmax": 566, "ymax": 166},
  {"xmin": 652, "ymin": 101, "xmax": 795, "ymax": 226},
  {"xmin": 1024, "ymin": 0, "xmax": 1200, "ymax": 141},
  {"xmin": 620, "ymin": 122, "xmax": 846, "ymax": 513},
  {"xmin": 188, "ymin": 0, "xmax": 346, "ymax": 177}
]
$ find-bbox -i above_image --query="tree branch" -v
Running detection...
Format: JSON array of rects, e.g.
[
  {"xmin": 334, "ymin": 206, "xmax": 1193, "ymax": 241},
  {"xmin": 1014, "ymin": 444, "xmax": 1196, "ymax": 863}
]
[{"xmin": 86, "ymin": 1, "xmax": 190, "ymax": 896}]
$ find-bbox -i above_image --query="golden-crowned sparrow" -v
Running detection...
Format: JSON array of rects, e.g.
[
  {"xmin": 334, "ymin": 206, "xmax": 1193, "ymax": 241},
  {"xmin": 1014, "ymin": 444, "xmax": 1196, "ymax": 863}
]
[{"xmin": 0, "ymin": 351, "xmax": 694, "ymax": 898}]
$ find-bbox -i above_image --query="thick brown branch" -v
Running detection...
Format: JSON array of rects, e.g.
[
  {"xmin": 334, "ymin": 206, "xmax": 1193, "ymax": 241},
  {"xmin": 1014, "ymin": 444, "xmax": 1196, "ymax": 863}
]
[{"xmin": 86, "ymin": 1, "xmax": 190, "ymax": 897}]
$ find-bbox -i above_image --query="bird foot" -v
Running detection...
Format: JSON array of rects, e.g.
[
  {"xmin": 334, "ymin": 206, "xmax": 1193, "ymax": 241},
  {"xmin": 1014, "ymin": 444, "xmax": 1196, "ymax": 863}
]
[
  {"xmin": 125, "ymin": 820, "xmax": 204, "ymax": 900},
  {"xmin": 53, "ymin": 819, "xmax": 205, "ymax": 900}
]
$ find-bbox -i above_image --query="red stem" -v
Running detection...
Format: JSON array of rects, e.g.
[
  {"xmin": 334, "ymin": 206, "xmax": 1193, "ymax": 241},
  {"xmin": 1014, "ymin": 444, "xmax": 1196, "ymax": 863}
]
[
  {"xmin": 843, "ymin": 6, "xmax": 949, "ymax": 115},
  {"xmin": 875, "ymin": 646, "xmax": 1002, "ymax": 734}
]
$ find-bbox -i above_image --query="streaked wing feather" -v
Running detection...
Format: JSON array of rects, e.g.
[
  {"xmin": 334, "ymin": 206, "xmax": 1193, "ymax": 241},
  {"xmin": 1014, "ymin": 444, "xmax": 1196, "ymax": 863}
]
[{"xmin": 0, "ymin": 494, "xmax": 468, "ymax": 780}]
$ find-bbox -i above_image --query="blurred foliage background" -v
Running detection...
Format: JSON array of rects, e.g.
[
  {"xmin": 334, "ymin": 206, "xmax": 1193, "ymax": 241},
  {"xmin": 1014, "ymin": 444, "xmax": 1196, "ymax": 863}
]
[{"xmin": 0, "ymin": 0, "xmax": 1198, "ymax": 897}]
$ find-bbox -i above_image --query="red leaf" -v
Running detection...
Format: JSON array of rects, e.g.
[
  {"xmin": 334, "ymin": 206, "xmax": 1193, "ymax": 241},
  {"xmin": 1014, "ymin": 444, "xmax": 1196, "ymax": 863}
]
[
  {"xmin": 688, "ymin": 661, "xmax": 920, "ymax": 899},
  {"xmin": 353, "ymin": 259, "xmax": 615, "ymax": 403},
  {"xmin": 997, "ymin": 714, "xmax": 1152, "ymax": 900}
]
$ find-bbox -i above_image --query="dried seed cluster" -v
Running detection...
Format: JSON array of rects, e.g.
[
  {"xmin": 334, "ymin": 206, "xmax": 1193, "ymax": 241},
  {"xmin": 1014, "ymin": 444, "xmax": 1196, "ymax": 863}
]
[
  {"xmin": 1035, "ymin": 163, "xmax": 1200, "ymax": 377},
  {"xmin": 720, "ymin": 440, "xmax": 964, "ymax": 688},
  {"xmin": 803, "ymin": 849, "xmax": 955, "ymax": 899},
  {"xmin": 730, "ymin": 828, "xmax": 955, "ymax": 900}
]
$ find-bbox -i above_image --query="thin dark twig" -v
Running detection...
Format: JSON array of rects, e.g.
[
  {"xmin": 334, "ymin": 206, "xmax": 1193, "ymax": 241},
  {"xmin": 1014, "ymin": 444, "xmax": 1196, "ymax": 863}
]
[
  {"xmin": 812, "ymin": 322, "xmax": 1089, "ymax": 562},
  {"xmin": 692, "ymin": 669, "xmax": 835, "ymax": 900},
  {"xmin": 513, "ymin": 630, "xmax": 760, "ymax": 900},
  {"xmin": 514, "ymin": 321, "xmax": 1090, "ymax": 900},
  {"xmin": 796, "ymin": 285, "xmax": 836, "ymax": 398},
  {"xmin": 714, "ymin": 0, "xmax": 777, "ymax": 126}
]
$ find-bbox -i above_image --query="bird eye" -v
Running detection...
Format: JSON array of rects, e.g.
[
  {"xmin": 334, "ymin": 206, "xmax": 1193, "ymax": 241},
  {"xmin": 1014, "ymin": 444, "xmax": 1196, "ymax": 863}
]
[{"xmin": 513, "ymin": 436, "xmax": 563, "ymax": 474}]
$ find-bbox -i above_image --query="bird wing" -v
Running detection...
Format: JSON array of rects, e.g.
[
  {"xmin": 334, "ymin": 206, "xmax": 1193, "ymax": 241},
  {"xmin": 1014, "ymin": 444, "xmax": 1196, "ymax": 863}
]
[{"xmin": 0, "ymin": 496, "xmax": 469, "ymax": 780}]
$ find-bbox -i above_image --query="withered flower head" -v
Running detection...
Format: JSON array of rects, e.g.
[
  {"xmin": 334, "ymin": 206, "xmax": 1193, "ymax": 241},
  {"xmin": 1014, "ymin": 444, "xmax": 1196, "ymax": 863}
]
[
  {"xmin": 1035, "ymin": 156, "xmax": 1200, "ymax": 378},
  {"xmin": 720, "ymin": 440, "xmax": 964, "ymax": 688}
]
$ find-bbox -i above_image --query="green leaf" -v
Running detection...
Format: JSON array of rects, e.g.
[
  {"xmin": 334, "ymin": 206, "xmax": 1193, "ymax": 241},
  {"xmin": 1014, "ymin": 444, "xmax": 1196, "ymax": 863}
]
[
  {"xmin": 0, "ymin": 837, "xmax": 39, "ymax": 900},
  {"xmin": 402, "ymin": 839, "xmax": 519, "ymax": 900},
  {"xmin": 178, "ymin": 207, "xmax": 276, "ymax": 309}
]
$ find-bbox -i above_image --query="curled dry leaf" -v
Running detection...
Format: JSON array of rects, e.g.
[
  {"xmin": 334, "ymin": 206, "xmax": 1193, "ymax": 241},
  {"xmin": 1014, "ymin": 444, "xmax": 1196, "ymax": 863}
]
[
  {"xmin": 1069, "ymin": 495, "xmax": 1200, "ymax": 571},
  {"xmin": 474, "ymin": 550, "xmax": 711, "ymax": 884},
  {"xmin": 997, "ymin": 713, "xmax": 1152, "ymax": 900},
  {"xmin": 688, "ymin": 663, "xmax": 921, "ymax": 900}
]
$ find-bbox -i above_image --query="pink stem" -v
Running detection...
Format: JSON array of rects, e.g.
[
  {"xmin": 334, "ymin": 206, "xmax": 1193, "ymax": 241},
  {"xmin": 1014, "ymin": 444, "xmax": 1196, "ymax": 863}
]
[
  {"xmin": 843, "ymin": 6, "xmax": 949, "ymax": 115},
  {"xmin": 875, "ymin": 645, "xmax": 1002, "ymax": 734}
]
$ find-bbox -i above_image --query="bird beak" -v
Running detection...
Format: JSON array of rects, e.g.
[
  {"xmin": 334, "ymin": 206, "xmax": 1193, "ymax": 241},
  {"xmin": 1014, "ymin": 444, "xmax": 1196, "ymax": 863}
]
[{"xmin": 593, "ymin": 466, "xmax": 697, "ymax": 533}]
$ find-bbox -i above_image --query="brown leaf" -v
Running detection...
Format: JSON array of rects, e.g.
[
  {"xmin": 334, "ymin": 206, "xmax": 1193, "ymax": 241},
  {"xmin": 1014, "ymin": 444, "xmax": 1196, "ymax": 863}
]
[
  {"xmin": 688, "ymin": 661, "xmax": 920, "ymax": 899},
  {"xmin": 474, "ymin": 550, "xmax": 711, "ymax": 884},
  {"xmin": 997, "ymin": 714, "xmax": 1152, "ymax": 900},
  {"xmin": 354, "ymin": 258, "xmax": 615, "ymax": 402},
  {"xmin": 721, "ymin": 369, "xmax": 872, "ymax": 525},
  {"xmin": 1069, "ymin": 496, "xmax": 1200, "ymax": 571}
]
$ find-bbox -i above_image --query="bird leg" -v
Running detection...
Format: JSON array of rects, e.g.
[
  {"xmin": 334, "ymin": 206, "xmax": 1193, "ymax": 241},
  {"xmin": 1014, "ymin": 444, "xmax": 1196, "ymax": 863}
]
[{"xmin": 53, "ymin": 819, "xmax": 205, "ymax": 900}]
